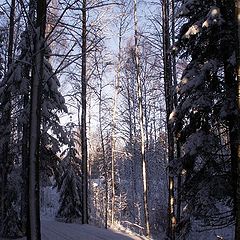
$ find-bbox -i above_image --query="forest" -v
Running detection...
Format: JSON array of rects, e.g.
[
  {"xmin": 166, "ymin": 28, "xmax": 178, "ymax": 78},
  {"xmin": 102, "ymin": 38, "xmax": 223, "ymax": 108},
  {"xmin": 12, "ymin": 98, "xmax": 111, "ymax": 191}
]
[{"xmin": 0, "ymin": 0, "xmax": 239, "ymax": 239}]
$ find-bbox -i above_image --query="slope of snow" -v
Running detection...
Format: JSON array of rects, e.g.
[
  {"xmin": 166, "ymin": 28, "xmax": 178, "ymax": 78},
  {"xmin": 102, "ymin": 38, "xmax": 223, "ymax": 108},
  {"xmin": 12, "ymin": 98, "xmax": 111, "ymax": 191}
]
[{"xmin": 2, "ymin": 219, "xmax": 145, "ymax": 240}]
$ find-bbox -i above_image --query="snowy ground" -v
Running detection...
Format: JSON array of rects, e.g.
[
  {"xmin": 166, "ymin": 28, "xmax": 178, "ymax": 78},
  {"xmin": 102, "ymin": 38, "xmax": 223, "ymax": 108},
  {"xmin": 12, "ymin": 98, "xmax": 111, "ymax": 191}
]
[{"xmin": 2, "ymin": 219, "xmax": 145, "ymax": 240}]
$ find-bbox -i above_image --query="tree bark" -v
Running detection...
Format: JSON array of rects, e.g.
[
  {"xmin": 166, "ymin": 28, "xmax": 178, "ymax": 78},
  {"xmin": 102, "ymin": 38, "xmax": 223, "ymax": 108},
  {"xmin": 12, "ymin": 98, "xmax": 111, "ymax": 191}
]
[
  {"xmin": 234, "ymin": 0, "xmax": 240, "ymax": 238},
  {"xmin": 110, "ymin": 20, "xmax": 123, "ymax": 227},
  {"xmin": 21, "ymin": 93, "xmax": 29, "ymax": 235},
  {"xmin": 134, "ymin": 0, "xmax": 150, "ymax": 237},
  {"xmin": 97, "ymin": 66, "xmax": 108, "ymax": 229},
  {"xmin": 21, "ymin": 0, "xmax": 35, "ymax": 236},
  {"xmin": 28, "ymin": 0, "xmax": 47, "ymax": 239},
  {"xmin": 170, "ymin": 0, "xmax": 181, "ymax": 232},
  {"xmin": 162, "ymin": 0, "xmax": 175, "ymax": 239},
  {"xmin": 126, "ymin": 77, "xmax": 138, "ymax": 222},
  {"xmin": 81, "ymin": 0, "xmax": 88, "ymax": 224}
]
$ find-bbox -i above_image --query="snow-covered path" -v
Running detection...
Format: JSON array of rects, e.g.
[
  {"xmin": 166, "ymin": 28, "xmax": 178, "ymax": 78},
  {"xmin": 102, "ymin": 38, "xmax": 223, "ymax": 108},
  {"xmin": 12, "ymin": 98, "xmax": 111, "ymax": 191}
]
[
  {"xmin": 40, "ymin": 219, "xmax": 143, "ymax": 240},
  {"xmin": 4, "ymin": 220, "xmax": 145, "ymax": 240}
]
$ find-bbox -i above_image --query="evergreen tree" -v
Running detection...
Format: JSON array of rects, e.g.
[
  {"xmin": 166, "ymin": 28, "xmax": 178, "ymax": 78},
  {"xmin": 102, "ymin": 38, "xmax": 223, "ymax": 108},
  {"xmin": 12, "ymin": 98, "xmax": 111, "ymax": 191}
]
[
  {"xmin": 173, "ymin": 0, "xmax": 238, "ymax": 236},
  {"xmin": 0, "ymin": 7, "xmax": 16, "ymax": 236},
  {"xmin": 56, "ymin": 122, "xmax": 82, "ymax": 223},
  {"xmin": 0, "ymin": 171, "xmax": 22, "ymax": 238},
  {"xmin": 40, "ymin": 146, "xmax": 62, "ymax": 188},
  {"xmin": 0, "ymin": 0, "xmax": 67, "ymax": 236}
]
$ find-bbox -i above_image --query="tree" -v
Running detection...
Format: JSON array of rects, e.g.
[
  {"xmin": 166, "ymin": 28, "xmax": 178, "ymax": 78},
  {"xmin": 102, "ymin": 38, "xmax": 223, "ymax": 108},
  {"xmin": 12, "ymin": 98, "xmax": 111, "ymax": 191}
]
[
  {"xmin": 57, "ymin": 120, "xmax": 82, "ymax": 223},
  {"xmin": 234, "ymin": 0, "xmax": 240, "ymax": 237},
  {"xmin": 28, "ymin": 0, "xmax": 47, "ymax": 238},
  {"xmin": 96, "ymin": 51, "xmax": 111, "ymax": 228},
  {"xmin": 173, "ymin": 0, "xmax": 239, "ymax": 237},
  {"xmin": 110, "ymin": 0, "xmax": 131, "ymax": 226},
  {"xmin": 0, "ymin": 0, "xmax": 15, "ymax": 231},
  {"xmin": 133, "ymin": 0, "xmax": 150, "ymax": 237},
  {"xmin": 0, "ymin": 0, "xmax": 68, "ymax": 236},
  {"xmin": 162, "ymin": 0, "xmax": 175, "ymax": 239},
  {"xmin": 67, "ymin": 0, "xmax": 115, "ymax": 226},
  {"xmin": 81, "ymin": 0, "xmax": 88, "ymax": 225},
  {"xmin": 1, "ymin": 181, "xmax": 22, "ymax": 238}
]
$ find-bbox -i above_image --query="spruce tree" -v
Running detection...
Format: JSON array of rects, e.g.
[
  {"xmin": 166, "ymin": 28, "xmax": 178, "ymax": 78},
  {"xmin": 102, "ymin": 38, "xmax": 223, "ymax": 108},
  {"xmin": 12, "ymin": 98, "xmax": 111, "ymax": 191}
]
[
  {"xmin": 0, "ymin": 173, "xmax": 22, "ymax": 238},
  {"xmin": 173, "ymin": 0, "xmax": 238, "ymax": 236},
  {"xmin": 0, "ymin": 0, "xmax": 67, "ymax": 236},
  {"xmin": 56, "ymin": 121, "xmax": 82, "ymax": 223}
]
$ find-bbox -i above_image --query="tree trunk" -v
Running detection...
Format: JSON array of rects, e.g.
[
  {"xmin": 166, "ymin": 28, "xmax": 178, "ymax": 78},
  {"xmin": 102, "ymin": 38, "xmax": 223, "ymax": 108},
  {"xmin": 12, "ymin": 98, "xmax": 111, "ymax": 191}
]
[
  {"xmin": 234, "ymin": 0, "xmax": 240, "ymax": 238},
  {"xmin": 22, "ymin": 0, "xmax": 35, "ymax": 236},
  {"xmin": 162, "ymin": 0, "xmax": 175, "ymax": 239},
  {"xmin": 225, "ymin": 58, "xmax": 240, "ymax": 240},
  {"xmin": 97, "ymin": 70, "xmax": 108, "ymax": 229},
  {"xmin": 7, "ymin": 0, "xmax": 15, "ymax": 67},
  {"xmin": 110, "ymin": 20, "xmax": 123, "ymax": 226},
  {"xmin": 81, "ymin": 0, "xmax": 88, "ymax": 224},
  {"xmin": 133, "ymin": 0, "xmax": 150, "ymax": 237},
  {"xmin": 170, "ymin": 0, "xmax": 181, "ymax": 233},
  {"xmin": 126, "ymin": 78, "xmax": 138, "ymax": 222},
  {"xmin": 28, "ymin": 0, "xmax": 47, "ymax": 239},
  {"xmin": 21, "ymin": 93, "xmax": 29, "ymax": 235}
]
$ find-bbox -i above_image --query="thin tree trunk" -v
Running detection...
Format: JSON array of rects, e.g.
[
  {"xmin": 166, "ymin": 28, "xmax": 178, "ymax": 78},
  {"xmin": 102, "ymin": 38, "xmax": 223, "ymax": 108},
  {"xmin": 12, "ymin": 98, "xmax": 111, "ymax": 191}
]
[
  {"xmin": 81, "ymin": 0, "xmax": 88, "ymax": 224},
  {"xmin": 104, "ymin": 149, "xmax": 108, "ymax": 229},
  {"xmin": 7, "ymin": 0, "xmax": 15, "ymax": 67},
  {"xmin": 21, "ymin": 93, "xmax": 29, "ymax": 235},
  {"xmin": 97, "ymin": 65, "xmax": 108, "ymax": 229},
  {"xmin": 22, "ymin": 0, "xmax": 35, "ymax": 236},
  {"xmin": 133, "ymin": 0, "xmax": 150, "ymax": 237},
  {"xmin": 162, "ymin": 0, "xmax": 175, "ymax": 239},
  {"xmin": 234, "ymin": 1, "xmax": 240, "ymax": 238},
  {"xmin": 111, "ymin": 20, "xmax": 123, "ymax": 226},
  {"xmin": 28, "ymin": 0, "xmax": 47, "ymax": 239},
  {"xmin": 170, "ymin": 0, "xmax": 181, "ymax": 231},
  {"xmin": 127, "ymin": 79, "xmax": 137, "ymax": 222}
]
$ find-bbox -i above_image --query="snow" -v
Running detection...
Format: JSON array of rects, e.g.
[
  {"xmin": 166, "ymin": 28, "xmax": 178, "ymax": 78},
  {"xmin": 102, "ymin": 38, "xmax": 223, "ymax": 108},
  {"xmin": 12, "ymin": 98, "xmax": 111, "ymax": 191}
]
[
  {"xmin": 183, "ymin": 24, "xmax": 200, "ymax": 39},
  {"xmin": 1, "ymin": 219, "xmax": 145, "ymax": 240}
]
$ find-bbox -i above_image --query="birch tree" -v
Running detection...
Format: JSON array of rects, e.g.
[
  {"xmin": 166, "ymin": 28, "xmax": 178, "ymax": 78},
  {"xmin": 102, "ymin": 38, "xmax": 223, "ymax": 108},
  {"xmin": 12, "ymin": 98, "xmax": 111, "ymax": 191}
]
[
  {"xmin": 134, "ymin": 0, "xmax": 150, "ymax": 237},
  {"xmin": 110, "ymin": 0, "xmax": 131, "ymax": 225}
]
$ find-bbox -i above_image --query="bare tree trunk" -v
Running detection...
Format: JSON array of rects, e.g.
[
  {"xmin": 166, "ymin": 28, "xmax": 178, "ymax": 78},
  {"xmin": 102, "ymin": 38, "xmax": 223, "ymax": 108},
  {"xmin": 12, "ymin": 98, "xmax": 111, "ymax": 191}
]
[
  {"xmin": 170, "ymin": 0, "xmax": 181, "ymax": 232},
  {"xmin": 162, "ymin": 0, "xmax": 175, "ymax": 239},
  {"xmin": 234, "ymin": 1, "xmax": 240, "ymax": 238},
  {"xmin": 111, "ymin": 20, "xmax": 123, "ymax": 227},
  {"xmin": 81, "ymin": 0, "xmax": 88, "ymax": 224},
  {"xmin": 110, "ymin": 81, "xmax": 116, "ymax": 227},
  {"xmin": 28, "ymin": 0, "xmax": 47, "ymax": 239},
  {"xmin": 97, "ymin": 64, "xmax": 109, "ymax": 229},
  {"xmin": 22, "ymin": 1, "xmax": 35, "ymax": 236},
  {"xmin": 21, "ymin": 93, "xmax": 29, "ymax": 235},
  {"xmin": 133, "ymin": 0, "xmax": 150, "ymax": 237},
  {"xmin": 104, "ymin": 146, "xmax": 108, "ymax": 229},
  {"xmin": 126, "ymin": 79, "xmax": 138, "ymax": 222},
  {"xmin": 7, "ymin": 0, "xmax": 15, "ymax": 67}
]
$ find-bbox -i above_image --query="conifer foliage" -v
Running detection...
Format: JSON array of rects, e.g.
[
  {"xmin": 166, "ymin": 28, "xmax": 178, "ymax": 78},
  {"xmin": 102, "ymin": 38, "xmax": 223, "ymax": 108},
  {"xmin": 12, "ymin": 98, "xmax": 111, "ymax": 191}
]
[
  {"xmin": 57, "ymin": 121, "xmax": 82, "ymax": 223},
  {"xmin": 0, "ymin": 0, "xmax": 67, "ymax": 237},
  {"xmin": 0, "ymin": 0, "xmax": 239, "ymax": 239},
  {"xmin": 173, "ymin": 0, "xmax": 239, "ymax": 236}
]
